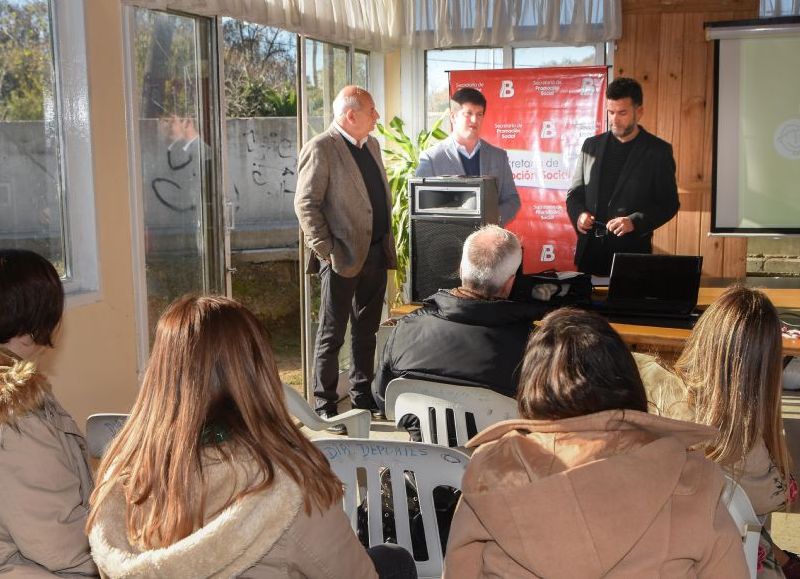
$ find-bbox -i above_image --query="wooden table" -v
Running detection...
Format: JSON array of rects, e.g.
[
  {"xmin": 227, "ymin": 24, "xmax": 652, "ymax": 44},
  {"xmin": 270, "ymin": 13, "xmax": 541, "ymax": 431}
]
[
  {"xmin": 393, "ymin": 281, "xmax": 800, "ymax": 356},
  {"xmin": 614, "ymin": 281, "xmax": 800, "ymax": 356}
]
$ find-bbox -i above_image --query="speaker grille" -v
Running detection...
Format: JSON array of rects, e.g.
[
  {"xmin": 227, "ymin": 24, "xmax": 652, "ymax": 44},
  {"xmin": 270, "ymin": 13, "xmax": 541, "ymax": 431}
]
[{"xmin": 411, "ymin": 219, "xmax": 481, "ymax": 301}]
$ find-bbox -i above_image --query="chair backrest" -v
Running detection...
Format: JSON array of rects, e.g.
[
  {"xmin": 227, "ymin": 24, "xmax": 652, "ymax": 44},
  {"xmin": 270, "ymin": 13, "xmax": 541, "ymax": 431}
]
[
  {"xmin": 385, "ymin": 378, "xmax": 517, "ymax": 447},
  {"xmin": 314, "ymin": 438, "xmax": 469, "ymax": 579},
  {"xmin": 722, "ymin": 475, "xmax": 761, "ymax": 579},
  {"xmin": 85, "ymin": 414, "xmax": 129, "ymax": 459}
]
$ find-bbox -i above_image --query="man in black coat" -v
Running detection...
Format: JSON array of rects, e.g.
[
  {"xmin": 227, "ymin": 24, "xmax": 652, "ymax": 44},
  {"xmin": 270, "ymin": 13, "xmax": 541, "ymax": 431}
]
[
  {"xmin": 566, "ymin": 77, "xmax": 679, "ymax": 276},
  {"xmin": 371, "ymin": 225, "xmax": 547, "ymax": 439}
]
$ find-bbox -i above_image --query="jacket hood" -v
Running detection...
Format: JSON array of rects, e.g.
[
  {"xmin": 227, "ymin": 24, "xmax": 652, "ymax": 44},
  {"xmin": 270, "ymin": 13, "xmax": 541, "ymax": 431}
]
[
  {"xmin": 89, "ymin": 455, "xmax": 304, "ymax": 579},
  {"xmin": 0, "ymin": 347, "xmax": 52, "ymax": 426},
  {"xmin": 461, "ymin": 410, "xmax": 718, "ymax": 578},
  {"xmin": 425, "ymin": 290, "xmax": 544, "ymax": 327}
]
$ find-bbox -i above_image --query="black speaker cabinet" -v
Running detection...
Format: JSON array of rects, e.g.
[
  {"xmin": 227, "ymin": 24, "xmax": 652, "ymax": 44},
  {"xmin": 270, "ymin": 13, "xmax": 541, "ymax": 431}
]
[{"xmin": 408, "ymin": 176, "xmax": 498, "ymax": 302}]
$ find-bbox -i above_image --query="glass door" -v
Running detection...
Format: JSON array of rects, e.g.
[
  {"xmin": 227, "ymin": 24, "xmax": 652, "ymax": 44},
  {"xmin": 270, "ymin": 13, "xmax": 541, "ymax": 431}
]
[
  {"xmin": 126, "ymin": 7, "xmax": 226, "ymax": 345},
  {"xmin": 220, "ymin": 17, "xmax": 302, "ymax": 386}
]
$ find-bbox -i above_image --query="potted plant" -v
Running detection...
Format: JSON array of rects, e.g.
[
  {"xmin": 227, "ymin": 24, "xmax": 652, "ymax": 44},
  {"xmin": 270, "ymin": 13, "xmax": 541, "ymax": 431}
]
[{"xmin": 378, "ymin": 115, "xmax": 447, "ymax": 305}]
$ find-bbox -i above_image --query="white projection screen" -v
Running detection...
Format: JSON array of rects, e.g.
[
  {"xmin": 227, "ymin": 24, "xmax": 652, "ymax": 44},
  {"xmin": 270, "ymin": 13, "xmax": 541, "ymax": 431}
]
[{"xmin": 707, "ymin": 18, "xmax": 800, "ymax": 234}]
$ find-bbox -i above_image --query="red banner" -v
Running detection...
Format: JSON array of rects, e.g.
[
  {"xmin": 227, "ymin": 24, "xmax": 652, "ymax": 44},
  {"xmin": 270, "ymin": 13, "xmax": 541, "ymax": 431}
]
[{"xmin": 450, "ymin": 67, "xmax": 607, "ymax": 273}]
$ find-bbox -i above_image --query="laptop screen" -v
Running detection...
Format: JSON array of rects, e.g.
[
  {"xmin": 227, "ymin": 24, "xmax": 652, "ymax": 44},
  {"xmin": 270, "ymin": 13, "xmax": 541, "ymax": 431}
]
[{"xmin": 607, "ymin": 254, "xmax": 703, "ymax": 314}]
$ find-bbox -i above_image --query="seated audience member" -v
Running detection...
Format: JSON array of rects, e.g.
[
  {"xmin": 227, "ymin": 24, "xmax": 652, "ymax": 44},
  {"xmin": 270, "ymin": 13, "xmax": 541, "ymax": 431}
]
[
  {"xmin": 444, "ymin": 308, "xmax": 748, "ymax": 578},
  {"xmin": 636, "ymin": 285, "xmax": 798, "ymax": 578},
  {"xmin": 87, "ymin": 296, "xmax": 416, "ymax": 579},
  {"xmin": 372, "ymin": 225, "xmax": 547, "ymax": 437},
  {"xmin": 0, "ymin": 249, "xmax": 98, "ymax": 577}
]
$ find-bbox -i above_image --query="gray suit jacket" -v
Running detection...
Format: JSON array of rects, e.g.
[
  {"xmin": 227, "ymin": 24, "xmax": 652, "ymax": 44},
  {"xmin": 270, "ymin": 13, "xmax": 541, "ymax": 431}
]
[
  {"xmin": 294, "ymin": 125, "xmax": 397, "ymax": 278},
  {"xmin": 415, "ymin": 136, "xmax": 521, "ymax": 225}
]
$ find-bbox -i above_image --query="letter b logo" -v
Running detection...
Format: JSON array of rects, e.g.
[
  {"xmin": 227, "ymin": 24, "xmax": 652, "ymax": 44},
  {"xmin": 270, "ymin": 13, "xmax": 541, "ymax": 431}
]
[
  {"xmin": 541, "ymin": 121, "xmax": 556, "ymax": 139},
  {"xmin": 499, "ymin": 80, "xmax": 514, "ymax": 98},
  {"xmin": 541, "ymin": 244, "xmax": 556, "ymax": 262}
]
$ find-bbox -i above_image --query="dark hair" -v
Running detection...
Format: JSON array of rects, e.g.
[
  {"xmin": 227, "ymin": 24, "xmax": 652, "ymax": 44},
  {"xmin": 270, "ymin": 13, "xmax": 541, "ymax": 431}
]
[
  {"xmin": 517, "ymin": 308, "xmax": 647, "ymax": 420},
  {"xmin": 606, "ymin": 77, "xmax": 643, "ymax": 107},
  {"xmin": 0, "ymin": 249, "xmax": 64, "ymax": 347},
  {"xmin": 451, "ymin": 87, "xmax": 487, "ymax": 111}
]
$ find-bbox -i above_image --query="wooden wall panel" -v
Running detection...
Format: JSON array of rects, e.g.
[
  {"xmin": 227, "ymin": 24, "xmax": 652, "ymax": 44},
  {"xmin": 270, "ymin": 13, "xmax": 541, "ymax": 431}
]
[
  {"xmin": 677, "ymin": 12, "xmax": 711, "ymax": 186},
  {"xmin": 675, "ymin": 189, "xmax": 703, "ymax": 256},
  {"xmin": 616, "ymin": 0, "xmax": 758, "ymax": 278}
]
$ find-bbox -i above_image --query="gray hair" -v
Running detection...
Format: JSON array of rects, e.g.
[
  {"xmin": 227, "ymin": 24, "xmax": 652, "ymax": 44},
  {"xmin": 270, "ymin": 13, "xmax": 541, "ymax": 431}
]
[
  {"xmin": 333, "ymin": 89, "xmax": 366, "ymax": 119},
  {"xmin": 460, "ymin": 225, "xmax": 522, "ymax": 297}
]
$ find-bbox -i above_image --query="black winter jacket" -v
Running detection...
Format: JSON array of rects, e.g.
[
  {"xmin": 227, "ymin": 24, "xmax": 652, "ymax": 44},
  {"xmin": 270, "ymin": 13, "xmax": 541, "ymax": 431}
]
[{"xmin": 371, "ymin": 290, "xmax": 547, "ymax": 413}]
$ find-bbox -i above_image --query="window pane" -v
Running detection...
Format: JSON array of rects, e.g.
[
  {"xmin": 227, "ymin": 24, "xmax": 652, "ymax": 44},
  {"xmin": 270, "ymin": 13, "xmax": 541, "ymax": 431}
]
[
  {"xmin": 354, "ymin": 50, "xmax": 369, "ymax": 89},
  {"xmin": 0, "ymin": 0, "xmax": 66, "ymax": 275},
  {"xmin": 305, "ymin": 39, "xmax": 348, "ymax": 137},
  {"xmin": 425, "ymin": 48, "xmax": 503, "ymax": 128},
  {"xmin": 132, "ymin": 8, "xmax": 215, "ymax": 339},
  {"xmin": 222, "ymin": 18, "xmax": 302, "ymax": 386},
  {"xmin": 513, "ymin": 46, "xmax": 597, "ymax": 68}
]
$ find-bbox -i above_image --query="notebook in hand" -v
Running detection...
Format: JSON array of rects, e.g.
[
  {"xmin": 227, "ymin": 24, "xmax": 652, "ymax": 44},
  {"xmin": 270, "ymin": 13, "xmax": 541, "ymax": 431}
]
[{"xmin": 602, "ymin": 253, "xmax": 703, "ymax": 318}]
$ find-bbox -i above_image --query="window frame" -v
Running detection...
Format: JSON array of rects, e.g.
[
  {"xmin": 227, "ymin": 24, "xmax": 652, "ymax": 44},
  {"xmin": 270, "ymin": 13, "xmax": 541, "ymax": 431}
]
[{"xmin": 52, "ymin": 0, "xmax": 100, "ymax": 304}]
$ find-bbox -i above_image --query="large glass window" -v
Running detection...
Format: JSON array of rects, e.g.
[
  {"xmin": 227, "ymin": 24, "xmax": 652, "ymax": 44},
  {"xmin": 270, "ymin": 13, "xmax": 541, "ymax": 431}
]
[
  {"xmin": 425, "ymin": 48, "xmax": 503, "ymax": 128},
  {"xmin": 514, "ymin": 46, "xmax": 597, "ymax": 68},
  {"xmin": 0, "ymin": 0, "xmax": 63, "ymax": 269},
  {"xmin": 0, "ymin": 0, "xmax": 97, "ymax": 294},
  {"xmin": 354, "ymin": 50, "xmax": 369, "ymax": 89},
  {"xmin": 304, "ymin": 39, "xmax": 348, "ymax": 137},
  {"xmin": 129, "ymin": 8, "xmax": 222, "ymax": 340},
  {"xmin": 222, "ymin": 18, "xmax": 301, "ymax": 385}
]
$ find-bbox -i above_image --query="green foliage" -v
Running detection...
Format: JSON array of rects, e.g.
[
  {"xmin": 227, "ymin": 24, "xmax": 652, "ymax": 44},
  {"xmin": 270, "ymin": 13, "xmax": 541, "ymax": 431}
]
[
  {"xmin": 222, "ymin": 19, "xmax": 297, "ymax": 118},
  {"xmin": 0, "ymin": 1, "xmax": 52, "ymax": 121},
  {"xmin": 227, "ymin": 79, "xmax": 296, "ymax": 118},
  {"xmin": 377, "ymin": 115, "xmax": 448, "ymax": 304}
]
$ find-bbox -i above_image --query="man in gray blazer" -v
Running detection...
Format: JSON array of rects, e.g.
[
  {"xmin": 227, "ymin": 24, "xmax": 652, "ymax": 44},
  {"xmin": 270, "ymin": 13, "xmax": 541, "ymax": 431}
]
[
  {"xmin": 416, "ymin": 87, "xmax": 521, "ymax": 225},
  {"xmin": 294, "ymin": 86, "xmax": 397, "ymax": 426}
]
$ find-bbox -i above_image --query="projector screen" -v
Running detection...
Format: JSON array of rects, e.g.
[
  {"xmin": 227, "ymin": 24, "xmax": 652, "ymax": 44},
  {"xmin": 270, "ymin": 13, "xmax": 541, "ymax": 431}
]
[{"xmin": 708, "ymin": 18, "xmax": 800, "ymax": 234}]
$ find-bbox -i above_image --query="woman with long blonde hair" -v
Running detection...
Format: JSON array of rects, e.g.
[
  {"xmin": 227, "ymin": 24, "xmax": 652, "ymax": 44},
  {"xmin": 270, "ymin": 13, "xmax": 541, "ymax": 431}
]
[
  {"xmin": 638, "ymin": 285, "xmax": 797, "ymax": 576},
  {"xmin": 87, "ymin": 295, "xmax": 415, "ymax": 578}
]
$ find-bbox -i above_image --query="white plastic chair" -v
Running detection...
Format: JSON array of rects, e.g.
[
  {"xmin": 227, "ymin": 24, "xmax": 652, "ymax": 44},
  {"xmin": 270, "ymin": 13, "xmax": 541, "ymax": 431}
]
[
  {"xmin": 85, "ymin": 413, "xmax": 128, "ymax": 459},
  {"xmin": 314, "ymin": 438, "xmax": 469, "ymax": 579},
  {"xmin": 722, "ymin": 475, "xmax": 761, "ymax": 579},
  {"xmin": 282, "ymin": 384, "xmax": 371, "ymax": 439},
  {"xmin": 385, "ymin": 378, "xmax": 517, "ymax": 447}
]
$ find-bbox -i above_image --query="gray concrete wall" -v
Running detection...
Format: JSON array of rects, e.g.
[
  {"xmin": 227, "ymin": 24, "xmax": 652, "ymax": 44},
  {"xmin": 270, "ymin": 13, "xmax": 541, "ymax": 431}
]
[
  {"xmin": 0, "ymin": 121, "xmax": 62, "ymax": 243},
  {"xmin": 747, "ymin": 238, "xmax": 800, "ymax": 276},
  {"xmin": 1, "ymin": 118, "xmax": 300, "ymax": 257}
]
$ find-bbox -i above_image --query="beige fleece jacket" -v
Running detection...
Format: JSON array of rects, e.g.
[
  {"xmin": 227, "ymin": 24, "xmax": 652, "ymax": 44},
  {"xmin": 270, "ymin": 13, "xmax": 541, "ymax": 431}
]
[
  {"xmin": 444, "ymin": 409, "xmax": 748, "ymax": 579},
  {"xmin": 89, "ymin": 449, "xmax": 377, "ymax": 579}
]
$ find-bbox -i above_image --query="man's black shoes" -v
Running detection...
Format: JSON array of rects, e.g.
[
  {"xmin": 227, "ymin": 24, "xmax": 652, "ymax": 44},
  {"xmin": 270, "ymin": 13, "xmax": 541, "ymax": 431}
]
[{"xmin": 317, "ymin": 409, "xmax": 347, "ymax": 435}]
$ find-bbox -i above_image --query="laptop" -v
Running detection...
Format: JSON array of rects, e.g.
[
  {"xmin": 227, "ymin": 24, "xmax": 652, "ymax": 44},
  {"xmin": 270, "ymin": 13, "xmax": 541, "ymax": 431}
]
[{"xmin": 597, "ymin": 253, "xmax": 703, "ymax": 325}]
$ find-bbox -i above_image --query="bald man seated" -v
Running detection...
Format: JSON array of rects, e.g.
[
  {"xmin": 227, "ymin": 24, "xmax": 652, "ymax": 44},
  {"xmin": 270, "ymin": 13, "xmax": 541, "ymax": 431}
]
[{"xmin": 371, "ymin": 225, "xmax": 547, "ymax": 439}]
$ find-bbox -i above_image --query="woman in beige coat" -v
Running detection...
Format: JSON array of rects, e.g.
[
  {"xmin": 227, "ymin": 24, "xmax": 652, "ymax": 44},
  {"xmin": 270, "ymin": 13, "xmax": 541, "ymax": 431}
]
[
  {"xmin": 444, "ymin": 308, "xmax": 748, "ymax": 579},
  {"xmin": 0, "ymin": 249, "xmax": 98, "ymax": 577},
  {"xmin": 87, "ymin": 295, "xmax": 416, "ymax": 579}
]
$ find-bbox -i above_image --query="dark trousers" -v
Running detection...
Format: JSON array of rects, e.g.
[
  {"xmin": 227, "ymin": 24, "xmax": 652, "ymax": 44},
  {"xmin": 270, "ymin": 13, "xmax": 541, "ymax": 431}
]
[
  {"xmin": 314, "ymin": 243, "xmax": 387, "ymax": 413},
  {"xmin": 366, "ymin": 544, "xmax": 418, "ymax": 579}
]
